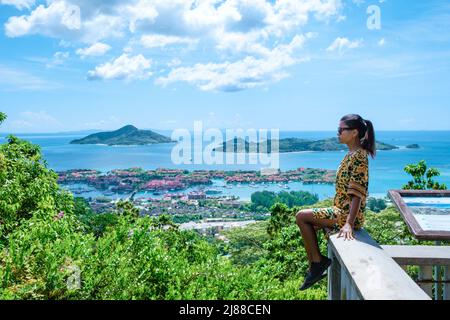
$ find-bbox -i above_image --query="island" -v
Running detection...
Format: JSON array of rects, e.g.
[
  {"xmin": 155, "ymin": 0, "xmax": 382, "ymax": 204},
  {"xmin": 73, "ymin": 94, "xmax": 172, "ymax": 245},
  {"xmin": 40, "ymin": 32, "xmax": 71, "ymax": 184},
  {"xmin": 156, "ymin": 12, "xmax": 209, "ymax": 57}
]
[
  {"xmin": 213, "ymin": 137, "xmax": 398, "ymax": 153},
  {"xmin": 406, "ymin": 144, "xmax": 420, "ymax": 149},
  {"xmin": 70, "ymin": 125, "xmax": 175, "ymax": 146}
]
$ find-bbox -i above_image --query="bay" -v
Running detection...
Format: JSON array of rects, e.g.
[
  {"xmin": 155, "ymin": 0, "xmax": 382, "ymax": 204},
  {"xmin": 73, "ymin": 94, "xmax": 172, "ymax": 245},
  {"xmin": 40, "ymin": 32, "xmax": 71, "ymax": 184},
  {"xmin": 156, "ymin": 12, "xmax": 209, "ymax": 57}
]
[{"xmin": 2, "ymin": 131, "xmax": 449, "ymax": 200}]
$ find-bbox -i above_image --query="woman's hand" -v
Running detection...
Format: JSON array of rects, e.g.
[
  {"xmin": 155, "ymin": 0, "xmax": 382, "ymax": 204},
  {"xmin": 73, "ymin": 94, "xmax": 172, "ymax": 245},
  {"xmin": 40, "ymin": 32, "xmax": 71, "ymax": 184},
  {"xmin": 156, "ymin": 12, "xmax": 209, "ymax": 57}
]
[{"xmin": 338, "ymin": 223, "xmax": 355, "ymax": 241}]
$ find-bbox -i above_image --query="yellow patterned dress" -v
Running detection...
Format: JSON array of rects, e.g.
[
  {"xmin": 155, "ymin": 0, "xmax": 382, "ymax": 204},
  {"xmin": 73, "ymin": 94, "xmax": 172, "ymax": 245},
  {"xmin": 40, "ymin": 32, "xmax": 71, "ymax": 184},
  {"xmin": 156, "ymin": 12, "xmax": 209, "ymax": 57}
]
[{"xmin": 312, "ymin": 148, "xmax": 369, "ymax": 233}]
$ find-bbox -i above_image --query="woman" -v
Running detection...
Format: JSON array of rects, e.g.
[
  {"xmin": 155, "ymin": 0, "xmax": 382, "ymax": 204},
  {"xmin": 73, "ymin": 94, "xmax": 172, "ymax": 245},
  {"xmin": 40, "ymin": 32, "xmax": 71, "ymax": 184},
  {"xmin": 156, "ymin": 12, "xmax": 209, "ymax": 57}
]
[{"xmin": 296, "ymin": 114, "xmax": 376, "ymax": 291}]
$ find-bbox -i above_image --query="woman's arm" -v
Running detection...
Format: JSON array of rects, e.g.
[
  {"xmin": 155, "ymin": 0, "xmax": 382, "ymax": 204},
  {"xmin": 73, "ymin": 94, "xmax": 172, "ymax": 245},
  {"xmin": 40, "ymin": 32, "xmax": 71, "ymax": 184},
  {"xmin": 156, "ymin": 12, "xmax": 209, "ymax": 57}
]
[
  {"xmin": 338, "ymin": 196, "xmax": 362, "ymax": 241},
  {"xmin": 347, "ymin": 196, "xmax": 362, "ymax": 227}
]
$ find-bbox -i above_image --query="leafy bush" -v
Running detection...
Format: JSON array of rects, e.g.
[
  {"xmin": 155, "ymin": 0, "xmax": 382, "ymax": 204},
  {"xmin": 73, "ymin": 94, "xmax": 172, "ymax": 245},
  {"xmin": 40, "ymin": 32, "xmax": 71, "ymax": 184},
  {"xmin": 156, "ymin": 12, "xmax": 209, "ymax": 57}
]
[
  {"xmin": 0, "ymin": 135, "xmax": 74, "ymax": 243},
  {"xmin": 0, "ymin": 211, "xmax": 327, "ymax": 300},
  {"xmin": 73, "ymin": 197, "xmax": 119, "ymax": 238},
  {"xmin": 364, "ymin": 206, "xmax": 425, "ymax": 245},
  {"xmin": 403, "ymin": 160, "xmax": 447, "ymax": 190},
  {"xmin": 0, "ymin": 115, "xmax": 327, "ymax": 300}
]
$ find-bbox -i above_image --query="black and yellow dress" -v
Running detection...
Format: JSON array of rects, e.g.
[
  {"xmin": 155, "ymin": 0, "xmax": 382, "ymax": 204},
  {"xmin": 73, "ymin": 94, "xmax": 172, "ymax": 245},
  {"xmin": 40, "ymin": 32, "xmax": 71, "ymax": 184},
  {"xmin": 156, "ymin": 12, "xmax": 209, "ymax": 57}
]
[{"xmin": 312, "ymin": 148, "xmax": 369, "ymax": 233}]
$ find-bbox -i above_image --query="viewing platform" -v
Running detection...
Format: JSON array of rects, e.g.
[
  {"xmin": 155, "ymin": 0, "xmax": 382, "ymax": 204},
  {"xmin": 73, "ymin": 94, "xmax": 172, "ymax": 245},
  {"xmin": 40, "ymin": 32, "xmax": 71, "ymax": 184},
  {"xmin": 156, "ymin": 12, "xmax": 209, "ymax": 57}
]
[{"xmin": 327, "ymin": 229, "xmax": 450, "ymax": 300}]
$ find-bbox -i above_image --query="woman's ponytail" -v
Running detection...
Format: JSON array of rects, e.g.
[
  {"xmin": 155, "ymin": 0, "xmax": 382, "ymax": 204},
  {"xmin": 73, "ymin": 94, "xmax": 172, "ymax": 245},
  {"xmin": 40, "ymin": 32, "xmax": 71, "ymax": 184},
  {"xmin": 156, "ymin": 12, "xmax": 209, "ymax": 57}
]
[{"xmin": 362, "ymin": 119, "xmax": 376, "ymax": 158}]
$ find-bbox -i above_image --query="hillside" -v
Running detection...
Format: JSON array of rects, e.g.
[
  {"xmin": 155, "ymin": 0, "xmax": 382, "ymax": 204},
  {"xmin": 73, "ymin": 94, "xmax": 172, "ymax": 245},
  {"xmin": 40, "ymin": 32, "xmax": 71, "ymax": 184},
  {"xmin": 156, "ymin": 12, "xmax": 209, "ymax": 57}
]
[
  {"xmin": 70, "ymin": 125, "xmax": 174, "ymax": 146},
  {"xmin": 214, "ymin": 137, "xmax": 398, "ymax": 153}
]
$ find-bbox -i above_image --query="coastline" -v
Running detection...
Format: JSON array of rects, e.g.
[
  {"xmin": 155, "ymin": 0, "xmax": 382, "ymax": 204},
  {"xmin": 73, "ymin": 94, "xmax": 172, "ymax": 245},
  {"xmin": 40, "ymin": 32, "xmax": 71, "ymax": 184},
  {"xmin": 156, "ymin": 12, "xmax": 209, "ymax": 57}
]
[{"xmin": 3, "ymin": 130, "xmax": 449, "ymax": 198}]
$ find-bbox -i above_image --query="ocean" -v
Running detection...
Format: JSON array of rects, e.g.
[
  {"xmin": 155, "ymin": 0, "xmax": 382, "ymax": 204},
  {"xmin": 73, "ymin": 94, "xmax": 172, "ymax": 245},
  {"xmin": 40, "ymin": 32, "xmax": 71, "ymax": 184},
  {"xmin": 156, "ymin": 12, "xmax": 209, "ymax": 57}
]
[{"xmin": 2, "ymin": 131, "xmax": 450, "ymax": 200}]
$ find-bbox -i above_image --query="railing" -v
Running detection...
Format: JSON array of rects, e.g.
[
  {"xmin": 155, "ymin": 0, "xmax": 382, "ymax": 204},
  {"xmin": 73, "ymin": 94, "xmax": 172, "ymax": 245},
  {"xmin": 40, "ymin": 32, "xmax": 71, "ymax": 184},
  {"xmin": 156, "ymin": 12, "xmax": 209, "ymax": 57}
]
[
  {"xmin": 381, "ymin": 245, "xmax": 450, "ymax": 300},
  {"xmin": 327, "ymin": 229, "xmax": 432, "ymax": 300}
]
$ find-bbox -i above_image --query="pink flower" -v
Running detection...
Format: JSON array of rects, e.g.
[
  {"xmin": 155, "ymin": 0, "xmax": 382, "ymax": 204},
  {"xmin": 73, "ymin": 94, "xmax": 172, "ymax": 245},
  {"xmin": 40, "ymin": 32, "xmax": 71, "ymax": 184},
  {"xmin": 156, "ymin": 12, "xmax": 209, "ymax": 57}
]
[{"xmin": 54, "ymin": 211, "xmax": 65, "ymax": 221}]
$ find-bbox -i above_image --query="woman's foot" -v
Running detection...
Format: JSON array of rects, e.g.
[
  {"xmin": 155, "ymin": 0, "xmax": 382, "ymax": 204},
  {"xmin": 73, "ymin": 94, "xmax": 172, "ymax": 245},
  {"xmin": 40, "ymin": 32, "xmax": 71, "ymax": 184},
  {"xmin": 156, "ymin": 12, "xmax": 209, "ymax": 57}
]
[{"xmin": 299, "ymin": 256, "xmax": 332, "ymax": 291}]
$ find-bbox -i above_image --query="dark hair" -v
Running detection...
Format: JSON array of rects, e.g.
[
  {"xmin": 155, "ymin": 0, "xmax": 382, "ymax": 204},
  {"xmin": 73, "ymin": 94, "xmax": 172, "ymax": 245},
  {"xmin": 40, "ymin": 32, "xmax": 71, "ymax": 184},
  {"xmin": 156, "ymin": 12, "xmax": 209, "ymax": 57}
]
[{"xmin": 340, "ymin": 114, "xmax": 376, "ymax": 158}]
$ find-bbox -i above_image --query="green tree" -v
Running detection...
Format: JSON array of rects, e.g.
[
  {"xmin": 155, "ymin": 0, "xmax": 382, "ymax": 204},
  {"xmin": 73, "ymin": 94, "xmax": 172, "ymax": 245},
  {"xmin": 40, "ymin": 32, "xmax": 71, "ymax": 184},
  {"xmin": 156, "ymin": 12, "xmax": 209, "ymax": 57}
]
[
  {"xmin": 251, "ymin": 190, "xmax": 277, "ymax": 209},
  {"xmin": 0, "ymin": 135, "xmax": 74, "ymax": 242},
  {"xmin": 364, "ymin": 207, "xmax": 422, "ymax": 245},
  {"xmin": 115, "ymin": 200, "xmax": 140, "ymax": 220},
  {"xmin": 277, "ymin": 191, "xmax": 318, "ymax": 208},
  {"xmin": 221, "ymin": 221, "xmax": 270, "ymax": 266},
  {"xmin": 251, "ymin": 190, "xmax": 318, "ymax": 210},
  {"xmin": 403, "ymin": 160, "xmax": 447, "ymax": 190},
  {"xmin": 73, "ymin": 197, "xmax": 119, "ymax": 238},
  {"xmin": 267, "ymin": 203, "xmax": 296, "ymax": 238},
  {"xmin": 367, "ymin": 197, "xmax": 387, "ymax": 213},
  {"xmin": 0, "ymin": 112, "xmax": 6, "ymax": 125}
]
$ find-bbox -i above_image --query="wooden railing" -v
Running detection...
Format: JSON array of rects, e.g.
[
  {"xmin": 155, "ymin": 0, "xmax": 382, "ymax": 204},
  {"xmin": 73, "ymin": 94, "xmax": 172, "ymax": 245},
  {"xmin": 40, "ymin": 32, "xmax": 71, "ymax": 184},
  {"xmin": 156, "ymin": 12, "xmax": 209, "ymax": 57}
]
[{"xmin": 327, "ymin": 229, "xmax": 432, "ymax": 300}]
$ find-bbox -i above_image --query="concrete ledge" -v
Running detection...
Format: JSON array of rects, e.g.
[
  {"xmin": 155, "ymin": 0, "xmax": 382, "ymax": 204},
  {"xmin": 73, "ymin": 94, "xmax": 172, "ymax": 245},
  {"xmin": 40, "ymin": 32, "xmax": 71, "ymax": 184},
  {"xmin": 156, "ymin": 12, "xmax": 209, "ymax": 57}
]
[
  {"xmin": 381, "ymin": 245, "xmax": 450, "ymax": 266},
  {"xmin": 329, "ymin": 229, "xmax": 431, "ymax": 300}
]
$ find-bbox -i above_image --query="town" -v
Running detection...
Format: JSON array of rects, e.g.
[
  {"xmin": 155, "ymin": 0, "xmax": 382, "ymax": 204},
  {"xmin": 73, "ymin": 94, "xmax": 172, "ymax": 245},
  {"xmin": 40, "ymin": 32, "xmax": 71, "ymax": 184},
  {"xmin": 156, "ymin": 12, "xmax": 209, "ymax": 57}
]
[
  {"xmin": 57, "ymin": 167, "xmax": 336, "ymax": 195},
  {"xmin": 58, "ymin": 167, "xmax": 334, "ymax": 235}
]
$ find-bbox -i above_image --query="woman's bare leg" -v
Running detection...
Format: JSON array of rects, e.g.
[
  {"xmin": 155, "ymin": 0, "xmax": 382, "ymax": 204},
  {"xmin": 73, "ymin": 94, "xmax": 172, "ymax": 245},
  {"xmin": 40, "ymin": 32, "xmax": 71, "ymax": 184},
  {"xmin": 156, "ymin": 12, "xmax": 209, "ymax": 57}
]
[{"xmin": 296, "ymin": 209, "xmax": 337, "ymax": 264}]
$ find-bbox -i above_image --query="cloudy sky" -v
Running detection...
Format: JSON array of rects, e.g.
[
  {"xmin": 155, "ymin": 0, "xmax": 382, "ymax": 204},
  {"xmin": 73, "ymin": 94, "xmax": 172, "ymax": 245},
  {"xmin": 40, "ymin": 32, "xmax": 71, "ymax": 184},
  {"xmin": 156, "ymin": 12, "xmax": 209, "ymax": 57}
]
[{"xmin": 1, "ymin": 0, "xmax": 450, "ymax": 133}]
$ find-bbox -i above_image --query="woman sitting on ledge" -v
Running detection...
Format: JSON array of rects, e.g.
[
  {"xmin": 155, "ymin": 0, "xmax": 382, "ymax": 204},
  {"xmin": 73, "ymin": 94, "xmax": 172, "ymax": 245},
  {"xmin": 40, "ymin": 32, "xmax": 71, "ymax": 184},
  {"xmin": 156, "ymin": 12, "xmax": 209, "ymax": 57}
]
[{"xmin": 296, "ymin": 114, "xmax": 376, "ymax": 291}]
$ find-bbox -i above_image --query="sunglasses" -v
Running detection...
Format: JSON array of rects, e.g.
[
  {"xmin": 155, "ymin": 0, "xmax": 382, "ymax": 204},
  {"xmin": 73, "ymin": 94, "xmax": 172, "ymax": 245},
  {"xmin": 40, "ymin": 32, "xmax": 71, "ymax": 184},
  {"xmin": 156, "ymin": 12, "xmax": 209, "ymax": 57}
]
[{"xmin": 338, "ymin": 127, "xmax": 353, "ymax": 135}]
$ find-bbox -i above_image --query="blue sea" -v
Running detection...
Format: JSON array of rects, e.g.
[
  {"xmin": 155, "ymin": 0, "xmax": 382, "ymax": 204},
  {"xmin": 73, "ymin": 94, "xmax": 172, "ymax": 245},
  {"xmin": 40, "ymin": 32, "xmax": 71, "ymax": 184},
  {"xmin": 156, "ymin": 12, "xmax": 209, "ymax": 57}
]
[{"xmin": 2, "ymin": 131, "xmax": 450, "ymax": 201}]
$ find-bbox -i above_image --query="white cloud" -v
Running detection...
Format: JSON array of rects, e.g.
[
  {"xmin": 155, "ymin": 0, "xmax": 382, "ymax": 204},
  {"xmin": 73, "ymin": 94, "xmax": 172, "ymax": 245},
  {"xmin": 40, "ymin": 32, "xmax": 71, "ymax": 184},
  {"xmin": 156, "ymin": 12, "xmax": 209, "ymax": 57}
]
[
  {"xmin": 58, "ymin": 39, "xmax": 72, "ymax": 47},
  {"xmin": 46, "ymin": 51, "xmax": 70, "ymax": 67},
  {"xmin": 20, "ymin": 110, "xmax": 63, "ymax": 126},
  {"xmin": 378, "ymin": 38, "xmax": 386, "ymax": 47},
  {"xmin": 4, "ymin": 0, "xmax": 125, "ymax": 43},
  {"xmin": 79, "ymin": 13, "xmax": 125, "ymax": 44},
  {"xmin": 5, "ymin": 1, "xmax": 81, "ymax": 38},
  {"xmin": 140, "ymin": 34, "xmax": 198, "ymax": 49},
  {"xmin": 327, "ymin": 37, "xmax": 362, "ymax": 54},
  {"xmin": 0, "ymin": 65, "xmax": 59, "ymax": 91},
  {"xmin": 76, "ymin": 42, "xmax": 111, "ymax": 57},
  {"xmin": 214, "ymin": 29, "xmax": 270, "ymax": 56},
  {"xmin": 3, "ymin": 110, "xmax": 64, "ymax": 132},
  {"xmin": 0, "ymin": 0, "xmax": 35, "ymax": 10},
  {"xmin": 218, "ymin": 0, "xmax": 273, "ymax": 33},
  {"xmin": 125, "ymin": 0, "xmax": 158, "ymax": 33},
  {"xmin": 157, "ymin": 34, "xmax": 309, "ymax": 92},
  {"xmin": 268, "ymin": 0, "xmax": 342, "ymax": 34},
  {"xmin": 352, "ymin": 0, "xmax": 365, "ymax": 6},
  {"xmin": 87, "ymin": 53, "xmax": 152, "ymax": 81},
  {"xmin": 3, "ymin": 0, "xmax": 344, "ymax": 90},
  {"xmin": 167, "ymin": 58, "xmax": 181, "ymax": 67},
  {"xmin": 337, "ymin": 15, "xmax": 346, "ymax": 22},
  {"xmin": 4, "ymin": 0, "xmax": 342, "ymax": 45}
]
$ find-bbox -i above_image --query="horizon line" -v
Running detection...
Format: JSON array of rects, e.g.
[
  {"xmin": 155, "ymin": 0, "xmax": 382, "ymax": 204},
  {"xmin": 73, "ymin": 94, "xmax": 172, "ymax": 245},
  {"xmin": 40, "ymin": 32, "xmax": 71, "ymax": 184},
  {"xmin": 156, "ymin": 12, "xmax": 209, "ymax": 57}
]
[{"xmin": 2, "ymin": 128, "xmax": 450, "ymax": 135}]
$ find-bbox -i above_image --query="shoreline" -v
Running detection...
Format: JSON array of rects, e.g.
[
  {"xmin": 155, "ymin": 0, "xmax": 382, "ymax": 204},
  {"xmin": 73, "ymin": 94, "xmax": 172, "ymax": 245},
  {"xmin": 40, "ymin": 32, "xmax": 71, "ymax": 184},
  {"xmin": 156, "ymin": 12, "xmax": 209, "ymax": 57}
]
[{"xmin": 57, "ymin": 167, "xmax": 337, "ymax": 202}]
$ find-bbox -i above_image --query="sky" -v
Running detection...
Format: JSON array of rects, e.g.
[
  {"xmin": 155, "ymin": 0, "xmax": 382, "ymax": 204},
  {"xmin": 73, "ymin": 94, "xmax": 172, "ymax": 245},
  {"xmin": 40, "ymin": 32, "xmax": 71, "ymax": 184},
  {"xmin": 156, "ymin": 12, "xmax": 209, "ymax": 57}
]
[{"xmin": 0, "ymin": 0, "xmax": 450, "ymax": 133}]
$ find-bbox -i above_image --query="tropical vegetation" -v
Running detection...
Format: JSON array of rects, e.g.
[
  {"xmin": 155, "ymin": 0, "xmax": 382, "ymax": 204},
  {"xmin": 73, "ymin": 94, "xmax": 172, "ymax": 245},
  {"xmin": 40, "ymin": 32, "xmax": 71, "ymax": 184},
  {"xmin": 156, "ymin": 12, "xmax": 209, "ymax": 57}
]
[{"xmin": 0, "ymin": 112, "xmax": 447, "ymax": 300}]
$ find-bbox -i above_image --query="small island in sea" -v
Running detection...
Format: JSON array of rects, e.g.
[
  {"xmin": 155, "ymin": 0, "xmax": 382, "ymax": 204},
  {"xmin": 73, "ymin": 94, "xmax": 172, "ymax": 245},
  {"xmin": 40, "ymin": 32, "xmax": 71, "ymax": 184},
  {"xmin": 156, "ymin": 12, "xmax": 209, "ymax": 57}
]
[
  {"xmin": 70, "ymin": 125, "xmax": 175, "ymax": 146},
  {"xmin": 213, "ymin": 137, "xmax": 398, "ymax": 153},
  {"xmin": 406, "ymin": 144, "xmax": 420, "ymax": 149}
]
